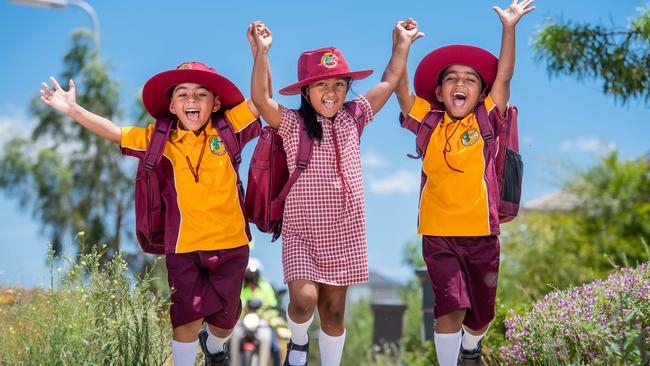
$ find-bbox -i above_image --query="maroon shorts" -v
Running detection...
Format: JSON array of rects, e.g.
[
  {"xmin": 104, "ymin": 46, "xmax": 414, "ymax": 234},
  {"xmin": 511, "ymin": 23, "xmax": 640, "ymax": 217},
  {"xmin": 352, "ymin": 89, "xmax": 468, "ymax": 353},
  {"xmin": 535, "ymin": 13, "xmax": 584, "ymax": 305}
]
[
  {"xmin": 166, "ymin": 245, "xmax": 249, "ymax": 329},
  {"xmin": 422, "ymin": 235, "xmax": 500, "ymax": 330}
]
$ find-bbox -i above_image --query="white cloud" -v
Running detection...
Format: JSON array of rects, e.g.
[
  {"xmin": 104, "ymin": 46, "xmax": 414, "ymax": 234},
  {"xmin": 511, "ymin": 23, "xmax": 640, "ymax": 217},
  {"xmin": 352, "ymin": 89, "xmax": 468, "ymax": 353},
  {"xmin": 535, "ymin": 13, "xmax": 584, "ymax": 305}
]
[
  {"xmin": 0, "ymin": 111, "xmax": 35, "ymax": 145},
  {"xmin": 362, "ymin": 150, "xmax": 388, "ymax": 168},
  {"xmin": 368, "ymin": 169, "xmax": 420, "ymax": 195},
  {"xmin": 559, "ymin": 137, "xmax": 616, "ymax": 153}
]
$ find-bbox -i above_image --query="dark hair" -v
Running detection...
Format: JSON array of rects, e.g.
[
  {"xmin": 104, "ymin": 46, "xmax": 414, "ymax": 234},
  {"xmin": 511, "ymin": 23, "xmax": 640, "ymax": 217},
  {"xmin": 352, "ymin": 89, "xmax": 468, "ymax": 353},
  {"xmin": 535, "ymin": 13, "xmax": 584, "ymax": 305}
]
[{"xmin": 298, "ymin": 88, "xmax": 322, "ymax": 143}]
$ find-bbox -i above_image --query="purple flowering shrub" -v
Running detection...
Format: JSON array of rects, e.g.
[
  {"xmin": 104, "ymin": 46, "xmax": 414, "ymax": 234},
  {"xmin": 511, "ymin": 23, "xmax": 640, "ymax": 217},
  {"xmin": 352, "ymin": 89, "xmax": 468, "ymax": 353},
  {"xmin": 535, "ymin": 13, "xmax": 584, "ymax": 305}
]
[{"xmin": 500, "ymin": 262, "xmax": 650, "ymax": 365}]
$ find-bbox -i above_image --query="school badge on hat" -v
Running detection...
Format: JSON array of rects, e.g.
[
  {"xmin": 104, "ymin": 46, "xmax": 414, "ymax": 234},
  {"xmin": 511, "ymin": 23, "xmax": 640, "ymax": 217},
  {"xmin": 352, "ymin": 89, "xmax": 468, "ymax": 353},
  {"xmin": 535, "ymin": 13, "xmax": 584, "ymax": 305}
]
[{"xmin": 321, "ymin": 51, "xmax": 338, "ymax": 69}]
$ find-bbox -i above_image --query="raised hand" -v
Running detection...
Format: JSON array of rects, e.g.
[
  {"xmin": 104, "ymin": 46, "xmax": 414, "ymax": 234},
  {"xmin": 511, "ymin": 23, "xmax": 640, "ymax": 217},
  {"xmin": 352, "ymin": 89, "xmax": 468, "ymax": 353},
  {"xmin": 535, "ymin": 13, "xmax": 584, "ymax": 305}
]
[
  {"xmin": 394, "ymin": 18, "xmax": 425, "ymax": 47},
  {"xmin": 493, "ymin": 0, "xmax": 535, "ymax": 28},
  {"xmin": 248, "ymin": 21, "xmax": 272, "ymax": 53},
  {"xmin": 40, "ymin": 77, "xmax": 77, "ymax": 115}
]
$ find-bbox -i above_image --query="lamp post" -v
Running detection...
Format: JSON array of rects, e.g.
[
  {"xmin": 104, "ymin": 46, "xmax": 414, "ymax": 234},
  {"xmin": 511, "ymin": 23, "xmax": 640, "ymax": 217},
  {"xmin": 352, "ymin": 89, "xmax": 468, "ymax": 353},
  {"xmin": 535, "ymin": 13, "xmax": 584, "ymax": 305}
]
[{"xmin": 9, "ymin": 0, "xmax": 100, "ymax": 53}]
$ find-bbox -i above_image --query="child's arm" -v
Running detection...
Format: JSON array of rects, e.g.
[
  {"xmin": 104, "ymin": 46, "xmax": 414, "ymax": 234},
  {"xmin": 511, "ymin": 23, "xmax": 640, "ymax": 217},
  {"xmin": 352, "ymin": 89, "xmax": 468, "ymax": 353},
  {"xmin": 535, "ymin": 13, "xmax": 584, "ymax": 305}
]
[
  {"xmin": 245, "ymin": 21, "xmax": 273, "ymax": 117},
  {"xmin": 395, "ymin": 66, "xmax": 416, "ymax": 118},
  {"xmin": 40, "ymin": 77, "xmax": 121, "ymax": 143},
  {"xmin": 491, "ymin": 0, "xmax": 535, "ymax": 114},
  {"xmin": 364, "ymin": 19, "xmax": 423, "ymax": 115},
  {"xmin": 248, "ymin": 21, "xmax": 281, "ymax": 129}
]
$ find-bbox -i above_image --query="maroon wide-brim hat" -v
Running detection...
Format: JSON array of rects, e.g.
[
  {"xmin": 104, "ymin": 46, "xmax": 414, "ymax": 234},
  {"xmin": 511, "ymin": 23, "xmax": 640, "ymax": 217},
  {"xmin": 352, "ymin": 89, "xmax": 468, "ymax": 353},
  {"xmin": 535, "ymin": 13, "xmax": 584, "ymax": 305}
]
[
  {"xmin": 279, "ymin": 47, "xmax": 373, "ymax": 96},
  {"xmin": 414, "ymin": 45, "xmax": 498, "ymax": 109},
  {"xmin": 142, "ymin": 62, "xmax": 244, "ymax": 119}
]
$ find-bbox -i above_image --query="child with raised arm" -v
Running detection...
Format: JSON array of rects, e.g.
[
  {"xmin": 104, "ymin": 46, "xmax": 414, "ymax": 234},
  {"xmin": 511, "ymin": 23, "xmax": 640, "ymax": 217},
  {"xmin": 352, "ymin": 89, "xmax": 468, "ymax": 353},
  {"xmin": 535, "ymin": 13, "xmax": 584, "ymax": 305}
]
[
  {"xmin": 395, "ymin": 1, "xmax": 534, "ymax": 365},
  {"xmin": 247, "ymin": 20, "xmax": 422, "ymax": 366},
  {"xmin": 39, "ymin": 62, "xmax": 264, "ymax": 366}
]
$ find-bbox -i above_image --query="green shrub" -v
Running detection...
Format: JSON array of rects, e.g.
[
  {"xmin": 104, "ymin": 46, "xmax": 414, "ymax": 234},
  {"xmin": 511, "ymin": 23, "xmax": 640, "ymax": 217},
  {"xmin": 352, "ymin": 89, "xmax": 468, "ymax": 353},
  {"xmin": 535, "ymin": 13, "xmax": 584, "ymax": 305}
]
[
  {"xmin": 500, "ymin": 262, "xmax": 650, "ymax": 365},
  {"xmin": 0, "ymin": 244, "xmax": 171, "ymax": 365}
]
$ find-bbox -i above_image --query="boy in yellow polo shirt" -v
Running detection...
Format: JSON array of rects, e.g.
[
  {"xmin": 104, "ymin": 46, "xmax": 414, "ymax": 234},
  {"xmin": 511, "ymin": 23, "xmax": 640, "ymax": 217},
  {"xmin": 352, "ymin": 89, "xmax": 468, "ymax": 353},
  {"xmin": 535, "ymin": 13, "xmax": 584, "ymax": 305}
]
[
  {"xmin": 395, "ymin": 1, "xmax": 534, "ymax": 365},
  {"xmin": 39, "ymin": 61, "xmax": 262, "ymax": 366}
]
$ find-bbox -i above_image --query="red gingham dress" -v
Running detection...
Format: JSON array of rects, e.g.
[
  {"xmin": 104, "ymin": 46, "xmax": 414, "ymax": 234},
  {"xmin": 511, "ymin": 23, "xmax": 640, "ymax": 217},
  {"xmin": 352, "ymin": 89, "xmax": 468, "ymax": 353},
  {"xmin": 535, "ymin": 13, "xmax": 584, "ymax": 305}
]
[{"xmin": 277, "ymin": 96, "xmax": 373, "ymax": 286}]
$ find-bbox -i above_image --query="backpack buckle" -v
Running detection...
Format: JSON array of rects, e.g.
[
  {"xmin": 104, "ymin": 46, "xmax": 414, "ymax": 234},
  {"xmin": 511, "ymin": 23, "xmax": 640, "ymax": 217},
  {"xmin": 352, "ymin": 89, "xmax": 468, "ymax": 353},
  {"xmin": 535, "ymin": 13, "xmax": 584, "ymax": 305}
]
[
  {"xmin": 144, "ymin": 159, "xmax": 156, "ymax": 172},
  {"xmin": 296, "ymin": 159, "xmax": 308, "ymax": 170},
  {"xmin": 483, "ymin": 131, "xmax": 494, "ymax": 143}
]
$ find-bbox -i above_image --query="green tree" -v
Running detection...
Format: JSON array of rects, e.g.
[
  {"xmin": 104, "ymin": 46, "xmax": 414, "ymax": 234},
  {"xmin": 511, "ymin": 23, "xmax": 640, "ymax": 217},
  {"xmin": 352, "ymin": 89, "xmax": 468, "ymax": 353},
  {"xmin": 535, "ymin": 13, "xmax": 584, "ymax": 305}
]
[
  {"xmin": 499, "ymin": 152, "xmax": 650, "ymax": 307},
  {"xmin": 533, "ymin": 3, "xmax": 650, "ymax": 104},
  {"xmin": 0, "ymin": 29, "xmax": 135, "ymax": 263}
]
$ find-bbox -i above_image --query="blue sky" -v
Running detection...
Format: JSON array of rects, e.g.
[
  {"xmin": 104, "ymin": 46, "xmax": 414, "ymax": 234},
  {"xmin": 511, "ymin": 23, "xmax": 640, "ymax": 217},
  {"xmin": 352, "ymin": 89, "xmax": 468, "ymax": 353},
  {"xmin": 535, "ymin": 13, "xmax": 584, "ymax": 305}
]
[{"xmin": 1, "ymin": 0, "xmax": 649, "ymax": 289}]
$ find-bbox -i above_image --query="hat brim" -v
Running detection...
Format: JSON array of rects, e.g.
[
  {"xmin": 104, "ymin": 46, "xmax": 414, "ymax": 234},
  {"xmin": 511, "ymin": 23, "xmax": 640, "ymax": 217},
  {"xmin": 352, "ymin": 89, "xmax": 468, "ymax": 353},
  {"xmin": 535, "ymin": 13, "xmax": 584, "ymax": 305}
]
[
  {"xmin": 414, "ymin": 45, "xmax": 498, "ymax": 109},
  {"xmin": 279, "ymin": 69, "xmax": 373, "ymax": 96},
  {"xmin": 142, "ymin": 69, "xmax": 244, "ymax": 119}
]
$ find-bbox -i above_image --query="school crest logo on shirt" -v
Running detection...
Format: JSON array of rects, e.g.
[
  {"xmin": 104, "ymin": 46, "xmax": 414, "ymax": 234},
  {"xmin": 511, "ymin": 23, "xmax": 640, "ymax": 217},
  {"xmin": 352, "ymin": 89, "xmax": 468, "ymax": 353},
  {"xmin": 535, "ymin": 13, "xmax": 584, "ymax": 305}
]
[
  {"xmin": 321, "ymin": 52, "xmax": 338, "ymax": 69},
  {"xmin": 209, "ymin": 136, "xmax": 226, "ymax": 155},
  {"xmin": 460, "ymin": 129, "xmax": 480, "ymax": 146}
]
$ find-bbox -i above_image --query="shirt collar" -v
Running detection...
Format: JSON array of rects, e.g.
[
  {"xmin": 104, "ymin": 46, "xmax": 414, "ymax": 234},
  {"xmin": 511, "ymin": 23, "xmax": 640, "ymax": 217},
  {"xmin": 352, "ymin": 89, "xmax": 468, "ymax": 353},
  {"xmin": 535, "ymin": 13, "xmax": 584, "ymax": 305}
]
[
  {"xmin": 442, "ymin": 111, "xmax": 474, "ymax": 128},
  {"xmin": 170, "ymin": 120, "xmax": 217, "ymax": 142}
]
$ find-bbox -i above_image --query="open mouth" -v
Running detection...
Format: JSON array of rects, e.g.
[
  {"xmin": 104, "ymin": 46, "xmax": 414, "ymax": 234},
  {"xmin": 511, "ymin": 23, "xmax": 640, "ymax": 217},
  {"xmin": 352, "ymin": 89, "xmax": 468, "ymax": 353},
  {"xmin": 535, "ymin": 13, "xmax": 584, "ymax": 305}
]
[
  {"xmin": 322, "ymin": 99, "xmax": 337, "ymax": 110},
  {"xmin": 185, "ymin": 108, "xmax": 200, "ymax": 122},
  {"xmin": 453, "ymin": 92, "xmax": 467, "ymax": 107}
]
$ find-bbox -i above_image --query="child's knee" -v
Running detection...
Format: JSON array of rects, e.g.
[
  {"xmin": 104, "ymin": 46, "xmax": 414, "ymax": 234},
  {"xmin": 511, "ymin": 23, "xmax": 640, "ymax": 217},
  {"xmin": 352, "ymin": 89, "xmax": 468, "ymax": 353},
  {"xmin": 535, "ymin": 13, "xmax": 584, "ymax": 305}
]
[
  {"xmin": 435, "ymin": 309, "xmax": 467, "ymax": 332},
  {"xmin": 289, "ymin": 291, "xmax": 318, "ymax": 316},
  {"xmin": 319, "ymin": 300, "xmax": 346, "ymax": 326}
]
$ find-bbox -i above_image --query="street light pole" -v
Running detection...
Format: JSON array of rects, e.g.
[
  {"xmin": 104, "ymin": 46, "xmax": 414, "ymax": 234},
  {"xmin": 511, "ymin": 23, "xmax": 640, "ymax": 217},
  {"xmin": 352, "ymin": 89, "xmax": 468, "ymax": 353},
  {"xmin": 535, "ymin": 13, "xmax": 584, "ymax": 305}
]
[{"xmin": 9, "ymin": 0, "xmax": 100, "ymax": 53}]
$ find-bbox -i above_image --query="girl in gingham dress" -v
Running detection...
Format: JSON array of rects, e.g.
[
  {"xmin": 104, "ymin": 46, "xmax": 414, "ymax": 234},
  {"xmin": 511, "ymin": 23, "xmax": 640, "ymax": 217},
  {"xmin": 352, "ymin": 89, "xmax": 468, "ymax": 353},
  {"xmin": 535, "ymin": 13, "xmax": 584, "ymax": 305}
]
[{"xmin": 248, "ymin": 20, "xmax": 422, "ymax": 366}]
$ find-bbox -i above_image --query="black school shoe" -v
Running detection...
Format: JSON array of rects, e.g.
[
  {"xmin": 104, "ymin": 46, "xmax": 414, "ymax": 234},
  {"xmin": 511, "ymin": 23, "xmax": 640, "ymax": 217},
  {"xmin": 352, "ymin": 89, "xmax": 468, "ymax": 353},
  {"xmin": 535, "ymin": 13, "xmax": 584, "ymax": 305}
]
[
  {"xmin": 198, "ymin": 328, "xmax": 230, "ymax": 366},
  {"xmin": 457, "ymin": 339, "xmax": 482, "ymax": 366},
  {"xmin": 283, "ymin": 339, "xmax": 309, "ymax": 366}
]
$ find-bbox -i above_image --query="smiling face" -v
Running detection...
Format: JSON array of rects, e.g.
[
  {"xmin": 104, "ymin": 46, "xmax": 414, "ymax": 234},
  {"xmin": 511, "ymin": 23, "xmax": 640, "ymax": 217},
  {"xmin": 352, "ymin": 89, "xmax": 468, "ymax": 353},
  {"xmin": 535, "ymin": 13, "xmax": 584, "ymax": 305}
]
[
  {"xmin": 435, "ymin": 65, "xmax": 485, "ymax": 120},
  {"xmin": 305, "ymin": 77, "xmax": 349, "ymax": 118},
  {"xmin": 169, "ymin": 83, "xmax": 220, "ymax": 131}
]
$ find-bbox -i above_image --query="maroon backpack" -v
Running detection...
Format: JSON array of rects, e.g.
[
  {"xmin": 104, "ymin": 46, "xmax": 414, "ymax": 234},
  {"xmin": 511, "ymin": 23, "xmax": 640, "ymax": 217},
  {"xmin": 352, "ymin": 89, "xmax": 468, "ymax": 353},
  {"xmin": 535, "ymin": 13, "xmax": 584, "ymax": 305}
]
[
  {"xmin": 404, "ymin": 102, "xmax": 522, "ymax": 223},
  {"xmin": 245, "ymin": 102, "xmax": 364, "ymax": 241},
  {"xmin": 124, "ymin": 115, "xmax": 259, "ymax": 255}
]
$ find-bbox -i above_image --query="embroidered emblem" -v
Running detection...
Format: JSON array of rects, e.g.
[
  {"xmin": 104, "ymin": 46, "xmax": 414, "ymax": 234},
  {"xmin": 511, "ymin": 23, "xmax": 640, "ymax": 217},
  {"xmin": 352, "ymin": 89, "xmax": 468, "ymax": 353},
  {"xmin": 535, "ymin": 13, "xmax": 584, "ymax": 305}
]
[
  {"xmin": 460, "ymin": 129, "xmax": 480, "ymax": 146},
  {"xmin": 209, "ymin": 136, "xmax": 226, "ymax": 155},
  {"xmin": 321, "ymin": 51, "xmax": 338, "ymax": 69},
  {"xmin": 178, "ymin": 63, "xmax": 193, "ymax": 70}
]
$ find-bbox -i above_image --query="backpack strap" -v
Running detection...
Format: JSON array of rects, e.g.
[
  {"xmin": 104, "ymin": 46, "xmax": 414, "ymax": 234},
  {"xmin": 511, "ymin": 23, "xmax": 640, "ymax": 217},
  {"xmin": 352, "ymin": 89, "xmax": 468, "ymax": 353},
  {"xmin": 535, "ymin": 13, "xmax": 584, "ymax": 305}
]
[
  {"xmin": 477, "ymin": 103, "xmax": 518, "ymax": 180},
  {"xmin": 408, "ymin": 110, "xmax": 444, "ymax": 160},
  {"xmin": 342, "ymin": 101, "xmax": 365, "ymax": 139},
  {"xmin": 273, "ymin": 116, "xmax": 314, "ymax": 205},
  {"xmin": 476, "ymin": 102, "xmax": 496, "ymax": 158},
  {"xmin": 213, "ymin": 114, "xmax": 242, "ymax": 169},
  {"xmin": 143, "ymin": 117, "xmax": 173, "ymax": 172}
]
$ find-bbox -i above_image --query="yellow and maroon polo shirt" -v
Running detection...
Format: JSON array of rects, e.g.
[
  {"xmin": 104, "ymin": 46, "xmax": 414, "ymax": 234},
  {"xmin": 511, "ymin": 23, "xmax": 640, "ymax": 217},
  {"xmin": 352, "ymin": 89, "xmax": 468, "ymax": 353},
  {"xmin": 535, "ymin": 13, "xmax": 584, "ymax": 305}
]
[
  {"xmin": 121, "ymin": 101, "xmax": 257, "ymax": 253},
  {"xmin": 407, "ymin": 95, "xmax": 501, "ymax": 236}
]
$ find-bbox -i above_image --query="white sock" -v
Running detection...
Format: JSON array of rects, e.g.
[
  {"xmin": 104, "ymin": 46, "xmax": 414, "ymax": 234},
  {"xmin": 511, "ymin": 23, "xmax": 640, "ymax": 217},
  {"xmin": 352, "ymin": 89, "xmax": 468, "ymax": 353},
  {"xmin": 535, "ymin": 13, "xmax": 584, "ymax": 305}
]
[
  {"xmin": 461, "ymin": 325, "xmax": 487, "ymax": 351},
  {"xmin": 206, "ymin": 326, "xmax": 231, "ymax": 354},
  {"xmin": 171, "ymin": 339, "xmax": 199, "ymax": 366},
  {"xmin": 319, "ymin": 328, "xmax": 346, "ymax": 366},
  {"xmin": 434, "ymin": 330, "xmax": 462, "ymax": 366},
  {"xmin": 287, "ymin": 312, "xmax": 314, "ymax": 365}
]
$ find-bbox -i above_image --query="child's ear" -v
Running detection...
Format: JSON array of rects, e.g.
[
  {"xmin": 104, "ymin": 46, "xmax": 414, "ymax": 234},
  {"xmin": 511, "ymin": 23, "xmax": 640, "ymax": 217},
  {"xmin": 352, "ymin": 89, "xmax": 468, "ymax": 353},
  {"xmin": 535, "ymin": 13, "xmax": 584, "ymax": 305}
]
[
  {"xmin": 435, "ymin": 86, "xmax": 443, "ymax": 103},
  {"xmin": 212, "ymin": 95, "xmax": 221, "ymax": 112},
  {"xmin": 169, "ymin": 100, "xmax": 176, "ymax": 115},
  {"xmin": 479, "ymin": 86, "xmax": 488, "ymax": 102}
]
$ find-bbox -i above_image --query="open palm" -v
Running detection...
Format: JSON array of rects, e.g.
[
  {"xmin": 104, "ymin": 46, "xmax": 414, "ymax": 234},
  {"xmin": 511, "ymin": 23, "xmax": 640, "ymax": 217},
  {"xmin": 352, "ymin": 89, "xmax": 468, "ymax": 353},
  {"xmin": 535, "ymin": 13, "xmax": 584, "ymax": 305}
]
[
  {"xmin": 493, "ymin": 0, "xmax": 535, "ymax": 27},
  {"xmin": 40, "ymin": 77, "xmax": 77, "ymax": 114}
]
